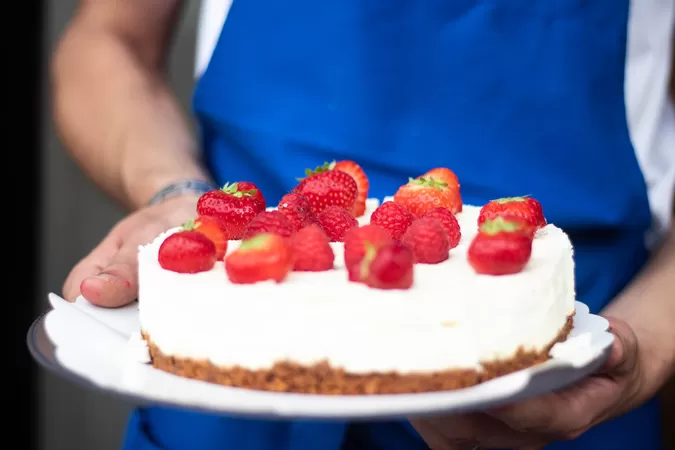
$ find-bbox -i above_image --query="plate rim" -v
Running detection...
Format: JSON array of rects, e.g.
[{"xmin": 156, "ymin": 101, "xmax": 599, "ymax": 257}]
[{"xmin": 28, "ymin": 302, "xmax": 613, "ymax": 420}]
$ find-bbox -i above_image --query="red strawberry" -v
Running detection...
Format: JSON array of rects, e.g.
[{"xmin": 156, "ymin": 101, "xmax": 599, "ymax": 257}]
[
  {"xmin": 278, "ymin": 193, "xmax": 318, "ymax": 231},
  {"xmin": 467, "ymin": 218, "xmax": 533, "ymax": 275},
  {"xmin": 236, "ymin": 181, "xmax": 266, "ymax": 211},
  {"xmin": 290, "ymin": 224, "xmax": 335, "ymax": 271},
  {"xmin": 333, "ymin": 160, "xmax": 369, "ymax": 217},
  {"xmin": 421, "ymin": 168, "xmax": 462, "ymax": 213},
  {"xmin": 243, "ymin": 210, "xmax": 295, "ymax": 240},
  {"xmin": 293, "ymin": 163, "xmax": 358, "ymax": 215},
  {"xmin": 421, "ymin": 207, "xmax": 462, "ymax": 249},
  {"xmin": 183, "ymin": 215, "xmax": 229, "ymax": 260},
  {"xmin": 401, "ymin": 217, "xmax": 450, "ymax": 264},
  {"xmin": 477, "ymin": 196, "xmax": 546, "ymax": 236},
  {"xmin": 196, "ymin": 183, "xmax": 262, "ymax": 239},
  {"xmin": 343, "ymin": 224, "xmax": 393, "ymax": 269},
  {"xmin": 370, "ymin": 201, "xmax": 415, "ymax": 241},
  {"xmin": 225, "ymin": 233, "xmax": 293, "ymax": 284},
  {"xmin": 317, "ymin": 206, "xmax": 358, "ymax": 242},
  {"xmin": 158, "ymin": 231, "xmax": 217, "ymax": 274},
  {"xmin": 394, "ymin": 176, "xmax": 462, "ymax": 216},
  {"xmin": 356, "ymin": 242, "xmax": 414, "ymax": 290}
]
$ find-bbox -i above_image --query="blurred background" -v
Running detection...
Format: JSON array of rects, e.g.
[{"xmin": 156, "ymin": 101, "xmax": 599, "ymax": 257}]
[
  {"xmin": 31, "ymin": 1, "xmax": 202, "ymax": 449},
  {"xmin": 12, "ymin": 0, "xmax": 675, "ymax": 449}
]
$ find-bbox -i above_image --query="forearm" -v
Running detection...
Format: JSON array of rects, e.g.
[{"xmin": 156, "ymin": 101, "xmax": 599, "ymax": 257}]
[
  {"xmin": 51, "ymin": 12, "xmax": 210, "ymax": 210},
  {"xmin": 603, "ymin": 222, "xmax": 675, "ymax": 400}
]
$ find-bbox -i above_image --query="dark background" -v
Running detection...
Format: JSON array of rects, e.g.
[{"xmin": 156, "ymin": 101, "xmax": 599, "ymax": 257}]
[
  {"xmin": 8, "ymin": 1, "xmax": 675, "ymax": 449},
  {"xmin": 10, "ymin": 0, "xmax": 42, "ymax": 449}
]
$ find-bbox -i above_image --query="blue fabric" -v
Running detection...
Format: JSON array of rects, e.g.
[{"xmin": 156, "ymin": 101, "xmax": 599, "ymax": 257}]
[{"xmin": 124, "ymin": 0, "xmax": 663, "ymax": 448}]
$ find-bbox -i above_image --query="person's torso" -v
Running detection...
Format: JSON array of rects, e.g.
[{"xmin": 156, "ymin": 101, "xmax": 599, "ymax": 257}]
[{"xmin": 126, "ymin": 1, "xmax": 674, "ymax": 449}]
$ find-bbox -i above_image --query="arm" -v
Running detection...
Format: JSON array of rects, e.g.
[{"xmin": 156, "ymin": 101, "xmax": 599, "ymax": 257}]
[
  {"xmin": 603, "ymin": 220, "xmax": 675, "ymax": 404},
  {"xmin": 51, "ymin": 0, "xmax": 212, "ymax": 211}
]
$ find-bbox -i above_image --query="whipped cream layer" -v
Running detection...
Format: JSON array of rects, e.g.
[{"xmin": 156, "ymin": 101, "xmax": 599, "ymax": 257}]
[{"xmin": 138, "ymin": 201, "xmax": 575, "ymax": 374}]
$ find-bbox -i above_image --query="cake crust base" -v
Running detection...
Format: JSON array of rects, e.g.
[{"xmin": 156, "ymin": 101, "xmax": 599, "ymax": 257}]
[{"xmin": 144, "ymin": 315, "xmax": 574, "ymax": 395}]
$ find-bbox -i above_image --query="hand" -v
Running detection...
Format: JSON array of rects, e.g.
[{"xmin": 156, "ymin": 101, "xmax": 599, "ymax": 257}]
[
  {"xmin": 410, "ymin": 317, "xmax": 644, "ymax": 450},
  {"xmin": 62, "ymin": 194, "xmax": 200, "ymax": 307}
]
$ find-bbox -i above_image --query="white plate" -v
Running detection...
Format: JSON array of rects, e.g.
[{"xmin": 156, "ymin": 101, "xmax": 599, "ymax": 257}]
[{"xmin": 28, "ymin": 293, "xmax": 613, "ymax": 420}]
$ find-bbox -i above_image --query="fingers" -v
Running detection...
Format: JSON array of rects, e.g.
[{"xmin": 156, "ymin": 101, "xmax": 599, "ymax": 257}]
[
  {"xmin": 412, "ymin": 319, "xmax": 640, "ymax": 449},
  {"xmin": 62, "ymin": 197, "xmax": 198, "ymax": 308},
  {"xmin": 411, "ymin": 414, "xmax": 546, "ymax": 449},
  {"xmin": 62, "ymin": 235, "xmax": 122, "ymax": 301},
  {"xmin": 485, "ymin": 317, "xmax": 640, "ymax": 438},
  {"xmin": 80, "ymin": 246, "xmax": 139, "ymax": 308},
  {"xmin": 62, "ymin": 226, "xmax": 138, "ymax": 308},
  {"xmin": 410, "ymin": 419, "xmax": 461, "ymax": 450},
  {"xmin": 487, "ymin": 370, "xmax": 624, "ymax": 440}
]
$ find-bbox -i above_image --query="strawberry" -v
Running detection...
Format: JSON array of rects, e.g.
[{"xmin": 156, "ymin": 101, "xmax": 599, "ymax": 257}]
[
  {"xmin": 355, "ymin": 241, "xmax": 414, "ymax": 290},
  {"xmin": 394, "ymin": 176, "xmax": 463, "ymax": 217},
  {"xmin": 277, "ymin": 193, "xmax": 318, "ymax": 231},
  {"xmin": 236, "ymin": 181, "xmax": 266, "ymax": 211},
  {"xmin": 421, "ymin": 168, "xmax": 462, "ymax": 213},
  {"xmin": 293, "ymin": 163, "xmax": 358, "ymax": 215},
  {"xmin": 317, "ymin": 206, "xmax": 358, "ymax": 242},
  {"xmin": 467, "ymin": 217, "xmax": 533, "ymax": 275},
  {"xmin": 225, "ymin": 233, "xmax": 293, "ymax": 284},
  {"xmin": 158, "ymin": 231, "xmax": 217, "ymax": 274},
  {"xmin": 421, "ymin": 207, "xmax": 461, "ymax": 249},
  {"xmin": 333, "ymin": 160, "xmax": 369, "ymax": 217},
  {"xmin": 369, "ymin": 201, "xmax": 415, "ymax": 241},
  {"xmin": 183, "ymin": 215, "xmax": 229, "ymax": 260},
  {"xmin": 196, "ymin": 183, "xmax": 262, "ymax": 239},
  {"xmin": 243, "ymin": 210, "xmax": 295, "ymax": 240},
  {"xmin": 477, "ymin": 196, "xmax": 546, "ymax": 235},
  {"xmin": 401, "ymin": 217, "xmax": 450, "ymax": 264},
  {"xmin": 343, "ymin": 224, "xmax": 394, "ymax": 269},
  {"xmin": 290, "ymin": 224, "xmax": 335, "ymax": 271}
]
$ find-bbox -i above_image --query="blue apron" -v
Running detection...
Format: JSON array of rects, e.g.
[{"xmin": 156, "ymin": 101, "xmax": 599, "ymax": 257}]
[{"xmin": 124, "ymin": 0, "xmax": 663, "ymax": 448}]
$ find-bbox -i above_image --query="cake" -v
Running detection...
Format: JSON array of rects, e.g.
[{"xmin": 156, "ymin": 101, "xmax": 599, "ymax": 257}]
[{"xmin": 137, "ymin": 163, "xmax": 576, "ymax": 395}]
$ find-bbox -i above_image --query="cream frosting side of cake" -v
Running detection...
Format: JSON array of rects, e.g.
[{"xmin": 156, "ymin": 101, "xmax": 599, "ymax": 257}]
[{"xmin": 137, "ymin": 200, "xmax": 575, "ymax": 374}]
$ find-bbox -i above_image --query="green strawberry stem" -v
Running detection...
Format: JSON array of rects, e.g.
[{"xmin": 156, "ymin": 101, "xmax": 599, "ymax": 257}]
[
  {"xmin": 220, "ymin": 182, "xmax": 257, "ymax": 197},
  {"xmin": 491, "ymin": 195, "xmax": 530, "ymax": 204},
  {"xmin": 181, "ymin": 219, "xmax": 195, "ymax": 231},
  {"xmin": 239, "ymin": 233, "xmax": 272, "ymax": 252},
  {"xmin": 408, "ymin": 176, "xmax": 448, "ymax": 190},
  {"xmin": 480, "ymin": 217, "xmax": 526, "ymax": 235},
  {"xmin": 295, "ymin": 161, "xmax": 337, "ymax": 181},
  {"xmin": 359, "ymin": 241, "xmax": 378, "ymax": 281}
]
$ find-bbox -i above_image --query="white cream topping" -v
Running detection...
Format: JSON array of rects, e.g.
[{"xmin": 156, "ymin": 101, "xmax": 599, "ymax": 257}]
[{"xmin": 138, "ymin": 201, "xmax": 575, "ymax": 374}]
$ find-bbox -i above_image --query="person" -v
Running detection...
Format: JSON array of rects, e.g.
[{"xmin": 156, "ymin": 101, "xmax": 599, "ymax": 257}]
[{"xmin": 53, "ymin": 0, "xmax": 675, "ymax": 448}]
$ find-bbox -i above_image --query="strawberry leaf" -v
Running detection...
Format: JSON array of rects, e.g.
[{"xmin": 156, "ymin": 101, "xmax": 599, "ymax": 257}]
[
  {"xmin": 360, "ymin": 241, "xmax": 378, "ymax": 281},
  {"xmin": 239, "ymin": 233, "xmax": 272, "ymax": 251},
  {"xmin": 479, "ymin": 217, "xmax": 527, "ymax": 235},
  {"xmin": 296, "ymin": 161, "xmax": 336, "ymax": 181},
  {"xmin": 408, "ymin": 176, "xmax": 448, "ymax": 190},
  {"xmin": 220, "ymin": 182, "xmax": 256, "ymax": 197},
  {"xmin": 491, "ymin": 195, "xmax": 530, "ymax": 204}
]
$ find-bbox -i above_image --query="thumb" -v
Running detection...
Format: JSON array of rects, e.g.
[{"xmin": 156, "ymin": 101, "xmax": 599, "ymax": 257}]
[
  {"xmin": 598, "ymin": 316, "xmax": 638, "ymax": 377},
  {"xmin": 79, "ymin": 245, "xmax": 138, "ymax": 308}
]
